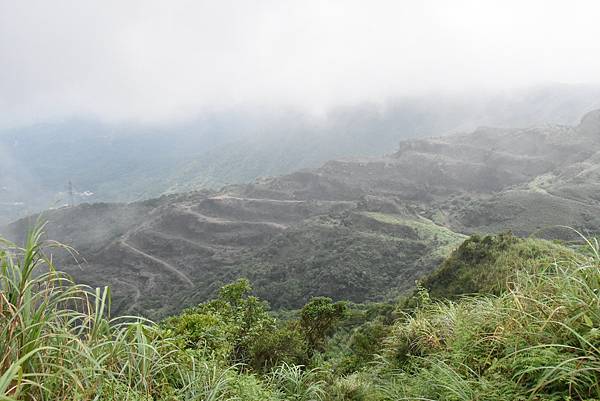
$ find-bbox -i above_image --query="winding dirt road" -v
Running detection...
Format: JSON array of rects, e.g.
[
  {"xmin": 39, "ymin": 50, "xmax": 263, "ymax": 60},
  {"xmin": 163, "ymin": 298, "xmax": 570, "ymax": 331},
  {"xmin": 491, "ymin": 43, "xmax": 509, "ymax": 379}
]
[{"xmin": 119, "ymin": 240, "xmax": 194, "ymax": 287}]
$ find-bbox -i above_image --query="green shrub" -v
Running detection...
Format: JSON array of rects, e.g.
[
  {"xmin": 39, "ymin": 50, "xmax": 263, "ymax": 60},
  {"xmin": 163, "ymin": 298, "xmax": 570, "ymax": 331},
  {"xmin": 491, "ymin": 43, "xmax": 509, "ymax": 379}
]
[
  {"xmin": 251, "ymin": 321, "xmax": 309, "ymax": 371},
  {"xmin": 325, "ymin": 372, "xmax": 383, "ymax": 401},
  {"xmin": 422, "ymin": 232, "xmax": 575, "ymax": 298},
  {"xmin": 301, "ymin": 297, "xmax": 347, "ymax": 354},
  {"xmin": 162, "ymin": 278, "xmax": 278, "ymax": 368},
  {"xmin": 270, "ymin": 363, "xmax": 326, "ymax": 401},
  {"xmin": 381, "ymin": 236, "xmax": 600, "ymax": 400},
  {"xmin": 3, "ymin": 226, "xmax": 599, "ymax": 401}
]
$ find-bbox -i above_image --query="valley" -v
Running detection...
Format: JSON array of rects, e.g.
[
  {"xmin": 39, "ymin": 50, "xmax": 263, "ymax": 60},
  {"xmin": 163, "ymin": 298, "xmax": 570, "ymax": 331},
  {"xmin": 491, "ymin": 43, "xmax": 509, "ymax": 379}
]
[
  {"xmin": 3, "ymin": 109, "xmax": 600, "ymax": 318},
  {"xmin": 5, "ymin": 3, "xmax": 600, "ymax": 398},
  {"xmin": 2, "ymin": 84, "xmax": 600, "ymax": 226}
]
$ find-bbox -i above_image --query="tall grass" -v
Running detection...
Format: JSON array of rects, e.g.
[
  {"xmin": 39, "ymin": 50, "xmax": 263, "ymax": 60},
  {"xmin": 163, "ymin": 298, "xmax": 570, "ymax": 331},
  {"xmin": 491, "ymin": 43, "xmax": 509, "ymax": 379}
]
[
  {"xmin": 0, "ymin": 225, "xmax": 242, "ymax": 400},
  {"xmin": 381, "ymin": 233, "xmax": 600, "ymax": 400},
  {"xmin": 0, "ymin": 225, "xmax": 158, "ymax": 399},
  {"xmin": 3, "ymin": 225, "xmax": 599, "ymax": 400},
  {"xmin": 270, "ymin": 363, "xmax": 325, "ymax": 401}
]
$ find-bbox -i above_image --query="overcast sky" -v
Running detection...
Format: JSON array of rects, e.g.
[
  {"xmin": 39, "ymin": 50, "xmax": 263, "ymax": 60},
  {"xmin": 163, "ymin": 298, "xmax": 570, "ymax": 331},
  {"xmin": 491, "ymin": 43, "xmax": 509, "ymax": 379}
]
[{"xmin": 1, "ymin": 0, "xmax": 600, "ymax": 127}]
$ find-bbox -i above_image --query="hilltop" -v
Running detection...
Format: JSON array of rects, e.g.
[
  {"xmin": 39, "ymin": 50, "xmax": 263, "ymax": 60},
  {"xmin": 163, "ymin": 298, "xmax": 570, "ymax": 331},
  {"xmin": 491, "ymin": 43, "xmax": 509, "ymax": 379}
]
[
  {"xmin": 3, "ymin": 109, "xmax": 600, "ymax": 318},
  {"xmin": 2, "ymin": 84, "xmax": 600, "ymax": 225}
]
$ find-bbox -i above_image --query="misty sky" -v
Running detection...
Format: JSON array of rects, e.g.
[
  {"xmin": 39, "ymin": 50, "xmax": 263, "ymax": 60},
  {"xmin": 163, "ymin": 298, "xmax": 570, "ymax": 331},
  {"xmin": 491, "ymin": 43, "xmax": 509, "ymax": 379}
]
[{"xmin": 1, "ymin": 0, "xmax": 600, "ymax": 127}]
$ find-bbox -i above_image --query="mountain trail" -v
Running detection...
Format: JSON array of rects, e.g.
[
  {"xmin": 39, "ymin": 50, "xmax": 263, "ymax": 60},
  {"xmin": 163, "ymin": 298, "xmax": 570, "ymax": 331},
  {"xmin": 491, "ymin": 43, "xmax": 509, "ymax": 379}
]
[
  {"xmin": 147, "ymin": 230, "xmax": 216, "ymax": 251},
  {"xmin": 119, "ymin": 240, "xmax": 194, "ymax": 287},
  {"xmin": 209, "ymin": 195, "xmax": 305, "ymax": 203},
  {"xmin": 177, "ymin": 204, "xmax": 288, "ymax": 230},
  {"xmin": 116, "ymin": 279, "xmax": 142, "ymax": 313}
]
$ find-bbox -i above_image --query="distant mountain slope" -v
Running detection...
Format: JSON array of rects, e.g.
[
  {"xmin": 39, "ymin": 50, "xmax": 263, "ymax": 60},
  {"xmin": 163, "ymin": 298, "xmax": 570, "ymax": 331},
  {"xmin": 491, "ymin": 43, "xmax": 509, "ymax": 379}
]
[
  {"xmin": 2, "ymin": 83, "xmax": 600, "ymax": 224},
  {"xmin": 3, "ymin": 108, "xmax": 600, "ymax": 318}
]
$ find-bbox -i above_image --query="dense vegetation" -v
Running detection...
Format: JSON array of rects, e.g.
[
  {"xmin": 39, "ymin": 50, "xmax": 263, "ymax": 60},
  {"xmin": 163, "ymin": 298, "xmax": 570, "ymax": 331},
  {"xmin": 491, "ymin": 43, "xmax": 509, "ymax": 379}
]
[
  {"xmin": 2, "ymin": 228, "xmax": 600, "ymax": 400},
  {"xmin": 422, "ymin": 232, "xmax": 575, "ymax": 298}
]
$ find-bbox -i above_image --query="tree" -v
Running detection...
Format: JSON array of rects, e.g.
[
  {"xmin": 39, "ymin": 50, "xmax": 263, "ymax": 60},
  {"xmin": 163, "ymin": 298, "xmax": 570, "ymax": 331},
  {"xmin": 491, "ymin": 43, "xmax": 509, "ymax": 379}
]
[
  {"xmin": 300, "ymin": 297, "xmax": 347, "ymax": 353},
  {"xmin": 163, "ymin": 278, "xmax": 276, "ymax": 366}
]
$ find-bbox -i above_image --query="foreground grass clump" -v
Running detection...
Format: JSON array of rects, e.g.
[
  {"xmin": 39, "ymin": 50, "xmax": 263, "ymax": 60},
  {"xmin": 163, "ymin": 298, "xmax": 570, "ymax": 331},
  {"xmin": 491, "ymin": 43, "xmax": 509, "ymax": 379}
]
[
  {"xmin": 381, "ymin": 234, "xmax": 600, "ymax": 400},
  {"xmin": 0, "ymin": 226, "xmax": 285, "ymax": 400},
  {"xmin": 0, "ymin": 226, "xmax": 338, "ymax": 400}
]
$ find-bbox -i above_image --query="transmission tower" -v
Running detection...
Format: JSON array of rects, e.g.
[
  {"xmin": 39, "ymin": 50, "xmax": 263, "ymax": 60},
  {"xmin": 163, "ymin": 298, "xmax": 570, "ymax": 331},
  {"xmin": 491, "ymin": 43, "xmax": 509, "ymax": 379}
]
[{"xmin": 68, "ymin": 180, "xmax": 75, "ymax": 207}]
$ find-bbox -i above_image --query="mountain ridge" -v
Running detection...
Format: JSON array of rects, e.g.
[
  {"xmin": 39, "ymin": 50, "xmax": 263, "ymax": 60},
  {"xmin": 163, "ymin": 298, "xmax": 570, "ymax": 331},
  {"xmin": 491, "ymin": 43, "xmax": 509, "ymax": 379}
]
[
  {"xmin": 3, "ymin": 109, "xmax": 600, "ymax": 318},
  {"xmin": 3, "ymin": 84, "xmax": 600, "ymax": 225}
]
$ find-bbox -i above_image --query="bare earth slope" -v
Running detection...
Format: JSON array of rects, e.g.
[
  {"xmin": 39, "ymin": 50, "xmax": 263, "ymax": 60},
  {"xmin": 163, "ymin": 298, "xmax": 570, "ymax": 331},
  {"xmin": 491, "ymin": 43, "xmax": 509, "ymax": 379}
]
[{"xmin": 3, "ymin": 110, "xmax": 600, "ymax": 318}]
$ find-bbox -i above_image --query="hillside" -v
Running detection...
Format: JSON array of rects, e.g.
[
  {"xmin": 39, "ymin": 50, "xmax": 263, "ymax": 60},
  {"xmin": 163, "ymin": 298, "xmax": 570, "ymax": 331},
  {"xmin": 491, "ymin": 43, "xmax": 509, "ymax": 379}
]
[
  {"xmin": 2, "ymin": 84, "xmax": 600, "ymax": 225},
  {"xmin": 4, "ymin": 227, "xmax": 599, "ymax": 401},
  {"xmin": 3, "ymin": 109, "xmax": 600, "ymax": 318}
]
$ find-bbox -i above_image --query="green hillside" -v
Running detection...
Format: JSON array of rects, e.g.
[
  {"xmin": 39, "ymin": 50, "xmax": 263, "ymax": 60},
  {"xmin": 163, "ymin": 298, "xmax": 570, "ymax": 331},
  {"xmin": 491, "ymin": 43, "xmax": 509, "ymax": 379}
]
[
  {"xmin": 422, "ymin": 232, "xmax": 575, "ymax": 298},
  {"xmin": 3, "ymin": 228, "xmax": 599, "ymax": 400},
  {"xmin": 4, "ymin": 109, "xmax": 600, "ymax": 319}
]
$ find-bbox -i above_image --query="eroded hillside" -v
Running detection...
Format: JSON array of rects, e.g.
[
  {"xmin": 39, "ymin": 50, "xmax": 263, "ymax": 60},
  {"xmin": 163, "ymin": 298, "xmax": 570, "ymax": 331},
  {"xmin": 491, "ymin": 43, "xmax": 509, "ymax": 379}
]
[{"xmin": 3, "ymin": 110, "xmax": 600, "ymax": 317}]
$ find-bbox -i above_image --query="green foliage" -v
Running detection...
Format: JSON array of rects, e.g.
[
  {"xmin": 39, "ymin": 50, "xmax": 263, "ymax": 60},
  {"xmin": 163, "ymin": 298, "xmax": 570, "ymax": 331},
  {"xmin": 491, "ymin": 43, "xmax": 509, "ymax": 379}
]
[
  {"xmin": 163, "ymin": 278, "xmax": 279, "ymax": 368},
  {"xmin": 309, "ymin": 302, "xmax": 396, "ymax": 375},
  {"xmin": 300, "ymin": 297, "xmax": 347, "ymax": 353},
  {"xmin": 163, "ymin": 290, "xmax": 348, "ymax": 373},
  {"xmin": 163, "ymin": 311, "xmax": 234, "ymax": 359},
  {"xmin": 250, "ymin": 321, "xmax": 309, "ymax": 371},
  {"xmin": 422, "ymin": 232, "xmax": 575, "ymax": 298},
  {"xmin": 0, "ymin": 226, "xmax": 277, "ymax": 400},
  {"xmin": 228, "ymin": 373, "xmax": 278, "ymax": 401},
  {"xmin": 341, "ymin": 318, "xmax": 389, "ymax": 371},
  {"xmin": 325, "ymin": 372, "xmax": 383, "ymax": 401},
  {"xmin": 3, "ymin": 226, "xmax": 600, "ymax": 401},
  {"xmin": 270, "ymin": 363, "xmax": 326, "ymax": 401},
  {"xmin": 381, "ymin": 237, "xmax": 600, "ymax": 400}
]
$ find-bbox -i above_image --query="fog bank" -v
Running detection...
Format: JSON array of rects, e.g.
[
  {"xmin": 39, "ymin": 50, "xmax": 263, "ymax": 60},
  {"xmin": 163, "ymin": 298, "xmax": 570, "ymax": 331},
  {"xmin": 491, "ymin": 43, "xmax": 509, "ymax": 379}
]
[{"xmin": 1, "ymin": 0, "xmax": 600, "ymax": 127}]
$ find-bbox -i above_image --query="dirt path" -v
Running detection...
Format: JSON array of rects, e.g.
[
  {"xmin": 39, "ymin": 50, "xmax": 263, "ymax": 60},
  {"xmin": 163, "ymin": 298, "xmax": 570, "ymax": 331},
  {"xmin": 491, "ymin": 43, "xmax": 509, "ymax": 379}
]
[
  {"xmin": 209, "ymin": 195, "xmax": 306, "ymax": 203},
  {"xmin": 120, "ymin": 240, "xmax": 194, "ymax": 287},
  {"xmin": 117, "ymin": 279, "xmax": 142, "ymax": 313},
  {"xmin": 177, "ymin": 204, "xmax": 288, "ymax": 230},
  {"xmin": 149, "ymin": 230, "xmax": 215, "ymax": 250}
]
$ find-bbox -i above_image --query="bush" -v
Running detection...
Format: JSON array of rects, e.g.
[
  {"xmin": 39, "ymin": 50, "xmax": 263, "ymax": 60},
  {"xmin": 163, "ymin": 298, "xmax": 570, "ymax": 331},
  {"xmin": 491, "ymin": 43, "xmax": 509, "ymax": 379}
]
[
  {"xmin": 3, "ymin": 226, "xmax": 598, "ymax": 401},
  {"xmin": 270, "ymin": 363, "xmax": 326, "ymax": 401},
  {"xmin": 162, "ymin": 278, "xmax": 278, "ymax": 367},
  {"xmin": 422, "ymin": 232, "xmax": 575, "ymax": 298},
  {"xmin": 381, "ymin": 236, "xmax": 600, "ymax": 400},
  {"xmin": 300, "ymin": 297, "xmax": 347, "ymax": 353}
]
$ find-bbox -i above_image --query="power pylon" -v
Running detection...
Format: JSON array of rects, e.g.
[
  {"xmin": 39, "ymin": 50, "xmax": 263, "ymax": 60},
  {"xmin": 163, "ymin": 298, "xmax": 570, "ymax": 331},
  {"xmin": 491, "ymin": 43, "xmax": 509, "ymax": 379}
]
[{"xmin": 68, "ymin": 180, "xmax": 75, "ymax": 207}]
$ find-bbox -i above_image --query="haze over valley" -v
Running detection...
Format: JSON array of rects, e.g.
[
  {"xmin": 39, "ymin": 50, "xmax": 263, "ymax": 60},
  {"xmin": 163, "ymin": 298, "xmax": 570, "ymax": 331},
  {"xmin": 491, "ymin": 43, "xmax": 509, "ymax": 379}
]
[
  {"xmin": 3, "ymin": 2, "xmax": 600, "ymax": 400},
  {"xmin": 4, "ymin": 108, "xmax": 600, "ymax": 317},
  {"xmin": 2, "ymin": 84, "xmax": 600, "ymax": 225}
]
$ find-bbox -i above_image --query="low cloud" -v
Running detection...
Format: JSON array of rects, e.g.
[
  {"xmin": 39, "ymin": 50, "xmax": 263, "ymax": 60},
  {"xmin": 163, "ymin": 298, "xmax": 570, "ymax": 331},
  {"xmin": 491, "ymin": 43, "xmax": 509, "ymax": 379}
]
[{"xmin": 1, "ymin": 0, "xmax": 600, "ymax": 127}]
